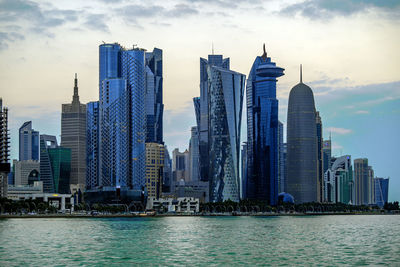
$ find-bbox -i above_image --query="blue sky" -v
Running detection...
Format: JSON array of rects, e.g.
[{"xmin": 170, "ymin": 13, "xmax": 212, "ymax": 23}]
[{"xmin": 0, "ymin": 0, "xmax": 399, "ymax": 201}]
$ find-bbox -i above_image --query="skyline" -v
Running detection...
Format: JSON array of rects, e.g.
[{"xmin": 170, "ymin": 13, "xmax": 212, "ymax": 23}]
[{"xmin": 0, "ymin": 0, "xmax": 399, "ymax": 201}]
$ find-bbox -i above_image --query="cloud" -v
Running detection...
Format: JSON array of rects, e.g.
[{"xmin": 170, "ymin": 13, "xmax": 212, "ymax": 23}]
[
  {"xmin": 325, "ymin": 127, "xmax": 353, "ymax": 135},
  {"xmin": 84, "ymin": 14, "xmax": 110, "ymax": 32},
  {"xmin": 331, "ymin": 141, "xmax": 343, "ymax": 150},
  {"xmin": 0, "ymin": 31, "xmax": 24, "ymax": 50},
  {"xmin": 279, "ymin": 0, "xmax": 400, "ymax": 20},
  {"xmin": 355, "ymin": 110, "xmax": 370, "ymax": 114}
]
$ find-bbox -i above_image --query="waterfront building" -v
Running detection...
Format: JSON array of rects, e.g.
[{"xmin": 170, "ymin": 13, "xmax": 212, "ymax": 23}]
[
  {"xmin": 0, "ymin": 98, "xmax": 10, "ymax": 198},
  {"xmin": 169, "ymin": 180, "xmax": 209, "ymax": 203},
  {"xmin": 13, "ymin": 159, "xmax": 40, "ymax": 186},
  {"xmin": 316, "ymin": 112, "xmax": 323, "ymax": 202},
  {"xmin": 145, "ymin": 142, "xmax": 164, "ymax": 198},
  {"xmin": 162, "ymin": 146, "xmax": 172, "ymax": 193},
  {"xmin": 146, "ymin": 197, "xmax": 200, "ymax": 213},
  {"xmin": 278, "ymin": 121, "xmax": 284, "ymax": 193},
  {"xmin": 145, "ymin": 48, "xmax": 163, "ymax": 144},
  {"xmin": 286, "ymin": 66, "xmax": 318, "ymax": 204},
  {"xmin": 196, "ymin": 54, "xmax": 230, "ymax": 182},
  {"xmin": 354, "ymin": 158, "xmax": 369, "ymax": 205},
  {"xmin": 368, "ymin": 166, "xmax": 375, "ymax": 205},
  {"xmin": 19, "ymin": 121, "xmax": 39, "ymax": 161},
  {"xmin": 323, "ymin": 155, "xmax": 353, "ymax": 204},
  {"xmin": 98, "ymin": 43, "xmax": 160, "ymax": 193},
  {"xmin": 172, "ymin": 148, "xmax": 190, "ymax": 182},
  {"xmin": 246, "ymin": 46, "xmax": 284, "ymax": 205},
  {"xmin": 86, "ymin": 101, "xmax": 99, "ymax": 190},
  {"xmin": 374, "ymin": 177, "xmax": 389, "ymax": 208},
  {"xmin": 189, "ymin": 126, "xmax": 200, "ymax": 182},
  {"xmin": 40, "ymin": 135, "xmax": 71, "ymax": 194},
  {"xmin": 61, "ymin": 74, "xmax": 86, "ymax": 193}
]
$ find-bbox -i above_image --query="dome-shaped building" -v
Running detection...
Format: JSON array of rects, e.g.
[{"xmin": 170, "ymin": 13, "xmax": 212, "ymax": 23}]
[{"xmin": 286, "ymin": 66, "xmax": 318, "ymax": 204}]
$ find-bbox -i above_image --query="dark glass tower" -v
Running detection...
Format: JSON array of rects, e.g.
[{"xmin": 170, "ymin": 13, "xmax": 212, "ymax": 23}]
[
  {"xmin": 246, "ymin": 45, "xmax": 284, "ymax": 205},
  {"xmin": 286, "ymin": 66, "xmax": 318, "ymax": 204},
  {"xmin": 86, "ymin": 101, "xmax": 99, "ymax": 189},
  {"xmin": 19, "ymin": 121, "xmax": 39, "ymax": 161}
]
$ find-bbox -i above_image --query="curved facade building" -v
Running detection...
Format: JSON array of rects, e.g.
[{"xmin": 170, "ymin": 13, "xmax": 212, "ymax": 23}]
[
  {"xmin": 246, "ymin": 46, "xmax": 284, "ymax": 205},
  {"xmin": 286, "ymin": 69, "xmax": 318, "ymax": 203}
]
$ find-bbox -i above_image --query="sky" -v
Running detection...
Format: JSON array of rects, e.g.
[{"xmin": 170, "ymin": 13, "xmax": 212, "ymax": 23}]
[{"xmin": 0, "ymin": 0, "xmax": 399, "ymax": 201}]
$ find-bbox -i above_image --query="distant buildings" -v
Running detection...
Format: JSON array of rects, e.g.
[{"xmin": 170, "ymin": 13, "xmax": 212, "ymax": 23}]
[
  {"xmin": 354, "ymin": 158, "xmax": 369, "ymax": 205},
  {"xmin": 172, "ymin": 148, "xmax": 189, "ymax": 182},
  {"xmin": 324, "ymin": 155, "xmax": 353, "ymax": 204},
  {"xmin": 19, "ymin": 121, "xmax": 39, "ymax": 161},
  {"xmin": 0, "ymin": 98, "xmax": 10, "ymax": 198},
  {"xmin": 13, "ymin": 159, "xmax": 40, "ymax": 186},
  {"xmin": 277, "ymin": 121, "xmax": 284, "ymax": 194},
  {"xmin": 145, "ymin": 143, "xmax": 164, "ymax": 198},
  {"xmin": 61, "ymin": 74, "xmax": 86, "ymax": 193},
  {"xmin": 286, "ymin": 66, "xmax": 318, "ymax": 204},
  {"xmin": 162, "ymin": 146, "xmax": 172, "ymax": 193},
  {"xmin": 189, "ymin": 126, "xmax": 200, "ymax": 182},
  {"xmin": 316, "ymin": 112, "xmax": 323, "ymax": 202},
  {"xmin": 246, "ymin": 46, "xmax": 284, "ymax": 205},
  {"xmin": 86, "ymin": 101, "xmax": 99, "ymax": 190},
  {"xmin": 374, "ymin": 177, "xmax": 389, "ymax": 208}
]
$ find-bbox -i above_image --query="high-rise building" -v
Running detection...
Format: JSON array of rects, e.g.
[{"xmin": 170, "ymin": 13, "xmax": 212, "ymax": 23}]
[
  {"xmin": 0, "ymin": 98, "xmax": 10, "ymax": 198},
  {"xmin": 189, "ymin": 126, "xmax": 200, "ymax": 182},
  {"xmin": 241, "ymin": 143, "xmax": 247, "ymax": 199},
  {"xmin": 354, "ymin": 158, "xmax": 369, "ymax": 205},
  {"xmin": 316, "ymin": 112, "xmax": 323, "ymax": 202},
  {"xmin": 172, "ymin": 148, "xmax": 190, "ymax": 182},
  {"xmin": 207, "ymin": 59, "xmax": 245, "ymax": 203},
  {"xmin": 19, "ymin": 121, "xmax": 39, "ymax": 161},
  {"xmin": 278, "ymin": 121, "xmax": 284, "ymax": 194},
  {"xmin": 368, "ymin": 166, "xmax": 375, "ymax": 205},
  {"xmin": 246, "ymin": 46, "xmax": 284, "ymax": 205},
  {"xmin": 98, "ymin": 43, "xmax": 161, "ymax": 193},
  {"xmin": 286, "ymin": 66, "xmax": 318, "ymax": 204},
  {"xmin": 145, "ymin": 48, "xmax": 163, "ymax": 144},
  {"xmin": 145, "ymin": 143, "xmax": 164, "ymax": 198},
  {"xmin": 322, "ymin": 139, "xmax": 332, "ymax": 176},
  {"xmin": 196, "ymin": 55, "xmax": 230, "ymax": 182},
  {"xmin": 324, "ymin": 155, "xmax": 353, "ymax": 204},
  {"xmin": 374, "ymin": 177, "xmax": 389, "ymax": 208},
  {"xmin": 86, "ymin": 101, "xmax": 99, "ymax": 190},
  {"xmin": 39, "ymin": 135, "xmax": 71, "ymax": 193},
  {"xmin": 61, "ymin": 74, "xmax": 86, "ymax": 193}
]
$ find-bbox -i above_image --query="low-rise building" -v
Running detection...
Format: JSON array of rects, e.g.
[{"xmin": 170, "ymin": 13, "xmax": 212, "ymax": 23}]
[{"xmin": 146, "ymin": 197, "xmax": 199, "ymax": 213}]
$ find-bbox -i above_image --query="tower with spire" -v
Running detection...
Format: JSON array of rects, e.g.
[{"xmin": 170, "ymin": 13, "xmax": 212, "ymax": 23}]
[
  {"xmin": 245, "ymin": 44, "xmax": 284, "ymax": 204},
  {"xmin": 61, "ymin": 73, "xmax": 87, "ymax": 194}
]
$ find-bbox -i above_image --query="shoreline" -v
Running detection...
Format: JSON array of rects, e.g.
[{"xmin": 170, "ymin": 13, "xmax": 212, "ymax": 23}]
[{"xmin": 0, "ymin": 212, "xmax": 397, "ymax": 219}]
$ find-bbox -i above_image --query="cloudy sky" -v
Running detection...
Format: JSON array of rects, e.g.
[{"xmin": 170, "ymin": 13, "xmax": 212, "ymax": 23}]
[{"xmin": 1, "ymin": 0, "xmax": 399, "ymax": 201}]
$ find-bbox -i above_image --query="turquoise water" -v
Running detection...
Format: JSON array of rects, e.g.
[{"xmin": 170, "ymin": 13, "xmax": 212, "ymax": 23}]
[{"xmin": 0, "ymin": 215, "xmax": 399, "ymax": 266}]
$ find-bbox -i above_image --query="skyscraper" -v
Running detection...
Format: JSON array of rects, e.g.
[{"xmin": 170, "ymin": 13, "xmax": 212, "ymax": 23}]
[
  {"xmin": 374, "ymin": 177, "xmax": 389, "ymax": 208},
  {"xmin": 368, "ymin": 166, "xmax": 375, "ymax": 205},
  {"xmin": 19, "ymin": 121, "xmax": 39, "ymax": 161},
  {"xmin": 172, "ymin": 148, "xmax": 189, "ymax": 182},
  {"xmin": 0, "ymin": 98, "xmax": 10, "ymax": 198},
  {"xmin": 197, "ymin": 55, "xmax": 230, "ymax": 182},
  {"xmin": 145, "ymin": 142, "xmax": 164, "ymax": 198},
  {"xmin": 322, "ymin": 139, "xmax": 332, "ymax": 176},
  {"xmin": 278, "ymin": 122, "xmax": 285, "ymax": 194},
  {"xmin": 246, "ymin": 46, "xmax": 284, "ymax": 205},
  {"xmin": 286, "ymin": 66, "xmax": 318, "ymax": 204},
  {"xmin": 86, "ymin": 101, "xmax": 99, "ymax": 190},
  {"xmin": 61, "ymin": 74, "xmax": 86, "ymax": 193},
  {"xmin": 189, "ymin": 126, "xmax": 200, "ymax": 182},
  {"xmin": 316, "ymin": 112, "xmax": 323, "ymax": 202},
  {"xmin": 207, "ymin": 60, "xmax": 245, "ymax": 203},
  {"xmin": 354, "ymin": 158, "xmax": 369, "ymax": 205},
  {"xmin": 145, "ymin": 48, "xmax": 163, "ymax": 144},
  {"xmin": 241, "ymin": 142, "xmax": 247, "ymax": 199},
  {"xmin": 39, "ymin": 135, "xmax": 71, "ymax": 193},
  {"xmin": 98, "ymin": 43, "xmax": 162, "ymax": 194},
  {"xmin": 162, "ymin": 146, "xmax": 172, "ymax": 193},
  {"xmin": 324, "ymin": 155, "xmax": 353, "ymax": 204}
]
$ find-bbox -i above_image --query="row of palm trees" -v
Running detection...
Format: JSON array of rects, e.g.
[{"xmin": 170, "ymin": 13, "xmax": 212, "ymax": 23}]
[{"xmin": 0, "ymin": 197, "xmax": 58, "ymax": 214}]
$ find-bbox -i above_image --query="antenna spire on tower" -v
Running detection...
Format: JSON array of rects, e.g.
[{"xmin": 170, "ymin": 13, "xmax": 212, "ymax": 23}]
[
  {"xmin": 300, "ymin": 64, "xmax": 303, "ymax": 83},
  {"xmin": 261, "ymin": 43, "xmax": 267, "ymax": 61}
]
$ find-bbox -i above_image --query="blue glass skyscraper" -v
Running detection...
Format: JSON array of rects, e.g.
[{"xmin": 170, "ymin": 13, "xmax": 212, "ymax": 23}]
[
  {"xmin": 86, "ymin": 101, "xmax": 99, "ymax": 189},
  {"xmin": 374, "ymin": 177, "xmax": 389, "ymax": 208},
  {"xmin": 246, "ymin": 45, "xmax": 284, "ymax": 205},
  {"xmin": 19, "ymin": 121, "xmax": 39, "ymax": 161}
]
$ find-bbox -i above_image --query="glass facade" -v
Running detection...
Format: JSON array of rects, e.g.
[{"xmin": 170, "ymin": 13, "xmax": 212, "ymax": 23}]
[
  {"xmin": 39, "ymin": 135, "xmax": 58, "ymax": 193},
  {"xmin": 374, "ymin": 177, "xmax": 389, "ymax": 208},
  {"xmin": 324, "ymin": 155, "xmax": 353, "ymax": 204},
  {"xmin": 286, "ymin": 81, "xmax": 318, "ymax": 204},
  {"xmin": 354, "ymin": 158, "xmax": 369, "ymax": 205},
  {"xmin": 48, "ymin": 147, "xmax": 71, "ymax": 194},
  {"xmin": 208, "ymin": 65, "xmax": 245, "ymax": 202},
  {"xmin": 19, "ymin": 121, "xmax": 39, "ymax": 161},
  {"xmin": 86, "ymin": 101, "xmax": 99, "ymax": 189},
  {"xmin": 246, "ymin": 51, "xmax": 284, "ymax": 205}
]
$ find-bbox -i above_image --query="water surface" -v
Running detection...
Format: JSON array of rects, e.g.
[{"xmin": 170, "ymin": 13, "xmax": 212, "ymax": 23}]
[{"xmin": 0, "ymin": 215, "xmax": 399, "ymax": 266}]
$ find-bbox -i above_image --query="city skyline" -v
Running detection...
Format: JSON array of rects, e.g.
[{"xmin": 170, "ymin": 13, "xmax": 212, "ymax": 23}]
[{"xmin": 0, "ymin": 0, "xmax": 399, "ymax": 201}]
